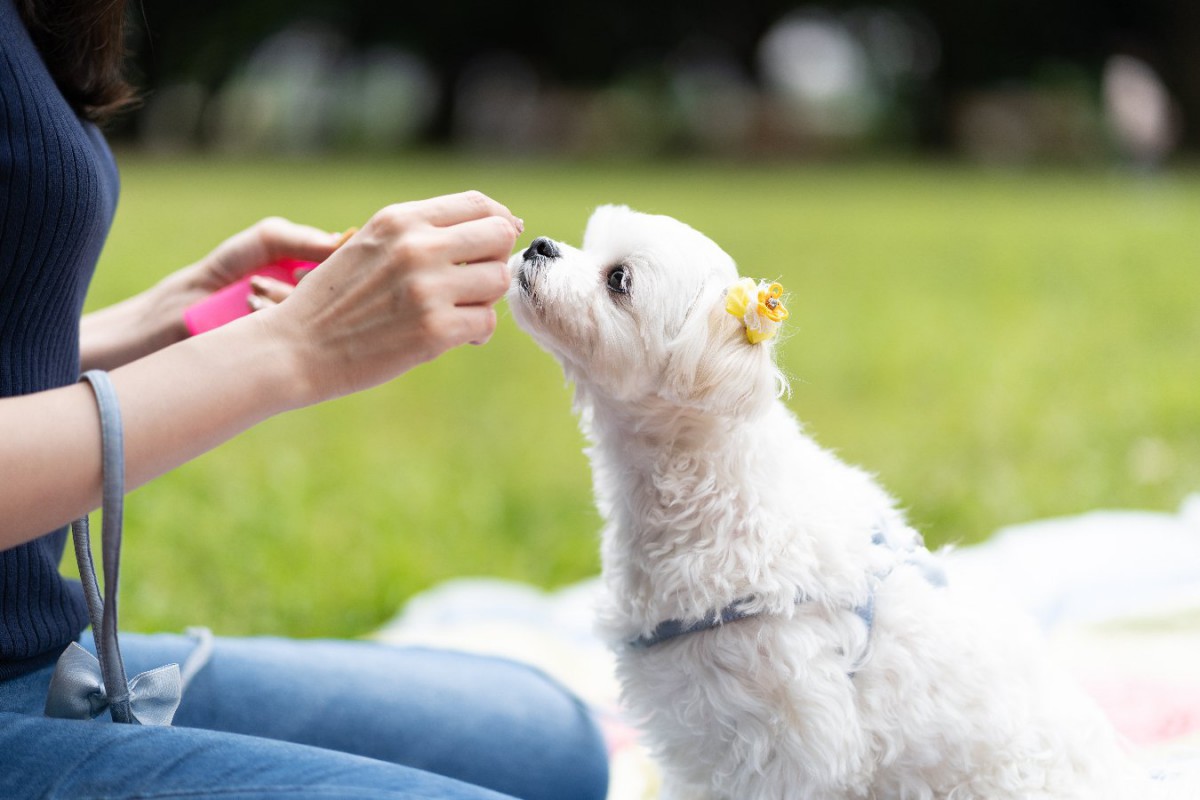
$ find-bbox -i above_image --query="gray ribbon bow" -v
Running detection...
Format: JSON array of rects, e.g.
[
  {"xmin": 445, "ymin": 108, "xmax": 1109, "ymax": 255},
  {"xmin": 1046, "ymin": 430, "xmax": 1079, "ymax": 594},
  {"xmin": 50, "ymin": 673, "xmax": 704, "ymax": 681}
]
[{"xmin": 45, "ymin": 643, "xmax": 183, "ymax": 726}]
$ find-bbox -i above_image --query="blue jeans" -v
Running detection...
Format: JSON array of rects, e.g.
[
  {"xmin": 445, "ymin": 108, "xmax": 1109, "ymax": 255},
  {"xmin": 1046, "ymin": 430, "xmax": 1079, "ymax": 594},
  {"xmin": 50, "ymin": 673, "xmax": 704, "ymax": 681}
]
[{"xmin": 0, "ymin": 633, "xmax": 609, "ymax": 799}]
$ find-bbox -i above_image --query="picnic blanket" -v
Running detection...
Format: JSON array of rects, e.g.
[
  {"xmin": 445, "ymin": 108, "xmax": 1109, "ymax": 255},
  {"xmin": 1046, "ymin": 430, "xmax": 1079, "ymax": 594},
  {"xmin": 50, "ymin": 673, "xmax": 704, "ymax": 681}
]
[{"xmin": 376, "ymin": 495, "xmax": 1200, "ymax": 799}]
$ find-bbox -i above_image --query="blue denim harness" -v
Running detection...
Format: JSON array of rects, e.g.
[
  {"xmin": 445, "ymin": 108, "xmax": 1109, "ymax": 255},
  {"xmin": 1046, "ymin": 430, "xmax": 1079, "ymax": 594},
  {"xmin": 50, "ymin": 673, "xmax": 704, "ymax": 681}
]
[{"xmin": 629, "ymin": 525, "xmax": 946, "ymax": 651}]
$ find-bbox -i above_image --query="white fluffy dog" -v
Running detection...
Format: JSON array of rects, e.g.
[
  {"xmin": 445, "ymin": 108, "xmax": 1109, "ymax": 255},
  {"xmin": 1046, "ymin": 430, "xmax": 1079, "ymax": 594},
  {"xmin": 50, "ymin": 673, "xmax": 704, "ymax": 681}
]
[{"xmin": 507, "ymin": 205, "xmax": 1176, "ymax": 800}]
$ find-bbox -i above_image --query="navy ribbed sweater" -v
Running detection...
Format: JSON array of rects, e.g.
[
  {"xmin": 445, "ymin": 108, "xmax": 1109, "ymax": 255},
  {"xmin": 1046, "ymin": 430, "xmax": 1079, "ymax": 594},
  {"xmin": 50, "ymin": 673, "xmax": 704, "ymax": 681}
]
[{"xmin": 1, "ymin": 0, "xmax": 120, "ymax": 680}]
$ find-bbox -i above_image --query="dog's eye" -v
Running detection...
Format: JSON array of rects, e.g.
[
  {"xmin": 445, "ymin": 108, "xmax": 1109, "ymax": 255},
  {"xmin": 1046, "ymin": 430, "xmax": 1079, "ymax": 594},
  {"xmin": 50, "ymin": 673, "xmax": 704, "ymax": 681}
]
[{"xmin": 606, "ymin": 265, "xmax": 630, "ymax": 295}]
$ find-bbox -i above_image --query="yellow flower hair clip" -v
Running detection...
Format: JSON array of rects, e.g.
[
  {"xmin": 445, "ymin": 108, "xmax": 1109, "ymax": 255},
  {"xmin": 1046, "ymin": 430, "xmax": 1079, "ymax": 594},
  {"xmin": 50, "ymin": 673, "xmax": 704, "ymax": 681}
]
[{"xmin": 725, "ymin": 278, "xmax": 790, "ymax": 344}]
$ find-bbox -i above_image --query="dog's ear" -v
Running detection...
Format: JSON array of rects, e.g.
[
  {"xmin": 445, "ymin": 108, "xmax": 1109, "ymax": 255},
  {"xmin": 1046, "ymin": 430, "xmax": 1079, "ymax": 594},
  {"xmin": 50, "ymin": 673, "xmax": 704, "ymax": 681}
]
[
  {"xmin": 583, "ymin": 204, "xmax": 632, "ymax": 251},
  {"xmin": 661, "ymin": 281, "xmax": 787, "ymax": 417}
]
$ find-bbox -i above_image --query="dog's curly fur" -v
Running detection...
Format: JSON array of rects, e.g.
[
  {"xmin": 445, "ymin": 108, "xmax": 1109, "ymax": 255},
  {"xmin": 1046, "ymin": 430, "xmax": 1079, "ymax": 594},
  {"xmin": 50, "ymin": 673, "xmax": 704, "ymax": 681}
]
[{"xmin": 508, "ymin": 206, "xmax": 1173, "ymax": 800}]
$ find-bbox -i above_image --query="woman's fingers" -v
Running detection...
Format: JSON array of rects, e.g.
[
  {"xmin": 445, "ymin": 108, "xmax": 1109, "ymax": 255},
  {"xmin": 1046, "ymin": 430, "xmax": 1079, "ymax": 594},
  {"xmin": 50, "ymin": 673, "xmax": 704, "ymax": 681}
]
[
  {"xmin": 447, "ymin": 261, "xmax": 512, "ymax": 307},
  {"xmin": 456, "ymin": 305, "xmax": 500, "ymax": 346},
  {"xmin": 359, "ymin": 195, "xmax": 519, "ymax": 275},
  {"xmin": 203, "ymin": 218, "xmax": 344, "ymax": 288},
  {"xmin": 247, "ymin": 275, "xmax": 294, "ymax": 311},
  {"xmin": 440, "ymin": 216, "xmax": 525, "ymax": 267},
  {"xmin": 400, "ymin": 190, "xmax": 522, "ymax": 232},
  {"xmin": 255, "ymin": 218, "xmax": 345, "ymax": 265}
]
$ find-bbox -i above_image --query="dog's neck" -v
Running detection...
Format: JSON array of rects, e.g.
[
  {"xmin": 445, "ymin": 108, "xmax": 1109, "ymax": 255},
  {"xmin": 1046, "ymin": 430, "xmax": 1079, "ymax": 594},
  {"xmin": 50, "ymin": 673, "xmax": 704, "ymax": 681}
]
[{"xmin": 586, "ymin": 394, "xmax": 744, "ymax": 453}]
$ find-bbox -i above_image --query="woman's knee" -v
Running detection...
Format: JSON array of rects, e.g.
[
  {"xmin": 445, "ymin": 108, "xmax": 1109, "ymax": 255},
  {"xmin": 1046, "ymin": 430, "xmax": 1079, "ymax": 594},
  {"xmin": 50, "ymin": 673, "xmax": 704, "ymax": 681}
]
[
  {"xmin": 501, "ymin": 659, "xmax": 610, "ymax": 800},
  {"xmin": 409, "ymin": 652, "xmax": 610, "ymax": 800}
]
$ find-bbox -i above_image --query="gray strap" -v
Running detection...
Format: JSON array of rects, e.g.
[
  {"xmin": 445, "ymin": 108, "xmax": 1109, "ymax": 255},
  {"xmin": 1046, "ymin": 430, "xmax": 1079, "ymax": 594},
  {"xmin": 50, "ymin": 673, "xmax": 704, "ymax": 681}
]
[
  {"xmin": 44, "ymin": 370, "xmax": 211, "ymax": 726},
  {"xmin": 70, "ymin": 516, "xmax": 104, "ymax": 646},
  {"xmin": 81, "ymin": 369, "xmax": 134, "ymax": 723}
]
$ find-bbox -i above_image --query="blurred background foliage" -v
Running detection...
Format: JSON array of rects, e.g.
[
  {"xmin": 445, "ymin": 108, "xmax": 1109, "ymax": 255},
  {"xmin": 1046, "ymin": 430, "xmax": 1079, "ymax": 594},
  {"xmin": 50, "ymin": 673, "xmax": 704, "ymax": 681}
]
[
  {"xmin": 120, "ymin": 0, "xmax": 1196, "ymax": 164},
  {"xmin": 70, "ymin": 2, "xmax": 1200, "ymax": 637}
]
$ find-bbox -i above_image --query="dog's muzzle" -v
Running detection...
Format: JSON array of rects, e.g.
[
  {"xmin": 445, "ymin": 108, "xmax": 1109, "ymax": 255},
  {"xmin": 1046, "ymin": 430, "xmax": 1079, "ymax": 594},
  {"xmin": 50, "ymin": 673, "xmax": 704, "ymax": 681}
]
[
  {"xmin": 524, "ymin": 237, "xmax": 561, "ymax": 261},
  {"xmin": 516, "ymin": 236, "xmax": 560, "ymax": 296}
]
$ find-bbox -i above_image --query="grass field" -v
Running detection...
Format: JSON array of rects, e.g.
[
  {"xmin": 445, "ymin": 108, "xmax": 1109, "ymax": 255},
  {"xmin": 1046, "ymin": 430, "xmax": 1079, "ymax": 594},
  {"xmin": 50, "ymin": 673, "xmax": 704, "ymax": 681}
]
[{"xmin": 86, "ymin": 152, "xmax": 1200, "ymax": 639}]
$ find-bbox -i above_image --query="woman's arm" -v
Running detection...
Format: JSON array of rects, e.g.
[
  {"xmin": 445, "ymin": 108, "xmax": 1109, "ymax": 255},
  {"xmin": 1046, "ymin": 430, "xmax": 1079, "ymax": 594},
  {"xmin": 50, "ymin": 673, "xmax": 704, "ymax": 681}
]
[
  {"xmin": 1, "ymin": 191, "xmax": 520, "ymax": 549},
  {"xmin": 3, "ymin": 313, "xmax": 301, "ymax": 547}
]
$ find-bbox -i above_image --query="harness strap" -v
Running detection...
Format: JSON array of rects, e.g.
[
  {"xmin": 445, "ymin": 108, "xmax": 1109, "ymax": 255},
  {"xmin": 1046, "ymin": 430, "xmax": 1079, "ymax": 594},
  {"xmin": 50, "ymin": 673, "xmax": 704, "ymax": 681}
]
[
  {"xmin": 629, "ymin": 592, "xmax": 878, "ymax": 650},
  {"xmin": 629, "ymin": 520, "xmax": 944, "ymax": 652}
]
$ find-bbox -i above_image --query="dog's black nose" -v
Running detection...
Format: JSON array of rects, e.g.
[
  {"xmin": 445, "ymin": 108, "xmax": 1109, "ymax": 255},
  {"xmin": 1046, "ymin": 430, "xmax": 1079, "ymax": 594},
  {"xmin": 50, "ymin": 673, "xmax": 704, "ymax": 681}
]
[{"xmin": 525, "ymin": 237, "xmax": 560, "ymax": 260}]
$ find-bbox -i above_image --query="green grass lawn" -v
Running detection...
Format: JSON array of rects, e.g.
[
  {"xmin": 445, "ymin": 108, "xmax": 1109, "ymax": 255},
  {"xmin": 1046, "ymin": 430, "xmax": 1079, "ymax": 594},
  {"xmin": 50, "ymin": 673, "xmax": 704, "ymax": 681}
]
[{"xmin": 86, "ymin": 152, "xmax": 1200, "ymax": 639}]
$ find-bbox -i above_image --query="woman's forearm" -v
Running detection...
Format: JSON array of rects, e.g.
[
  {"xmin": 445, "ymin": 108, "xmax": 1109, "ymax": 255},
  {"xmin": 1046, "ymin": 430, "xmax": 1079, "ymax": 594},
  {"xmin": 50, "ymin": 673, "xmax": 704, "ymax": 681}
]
[
  {"xmin": 80, "ymin": 273, "xmax": 194, "ymax": 371},
  {"xmin": 1, "ymin": 313, "xmax": 302, "ymax": 549}
]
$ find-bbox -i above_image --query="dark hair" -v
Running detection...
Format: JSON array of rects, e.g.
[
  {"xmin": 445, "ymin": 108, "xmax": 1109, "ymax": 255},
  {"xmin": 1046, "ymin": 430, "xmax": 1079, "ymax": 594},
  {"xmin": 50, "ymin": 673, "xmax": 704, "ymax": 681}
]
[{"xmin": 16, "ymin": 0, "xmax": 137, "ymax": 125}]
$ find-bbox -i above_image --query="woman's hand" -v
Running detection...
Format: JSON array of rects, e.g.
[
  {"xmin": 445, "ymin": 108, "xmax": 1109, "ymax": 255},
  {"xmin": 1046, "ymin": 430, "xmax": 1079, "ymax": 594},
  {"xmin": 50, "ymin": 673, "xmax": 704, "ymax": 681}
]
[
  {"xmin": 81, "ymin": 218, "xmax": 347, "ymax": 371},
  {"xmin": 253, "ymin": 190, "xmax": 522, "ymax": 407}
]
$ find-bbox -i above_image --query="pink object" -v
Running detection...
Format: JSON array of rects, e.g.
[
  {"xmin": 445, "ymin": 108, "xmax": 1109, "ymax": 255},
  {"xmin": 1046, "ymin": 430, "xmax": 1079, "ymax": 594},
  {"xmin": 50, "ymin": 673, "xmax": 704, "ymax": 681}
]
[
  {"xmin": 183, "ymin": 258, "xmax": 317, "ymax": 336},
  {"xmin": 1082, "ymin": 677, "xmax": 1200, "ymax": 746}
]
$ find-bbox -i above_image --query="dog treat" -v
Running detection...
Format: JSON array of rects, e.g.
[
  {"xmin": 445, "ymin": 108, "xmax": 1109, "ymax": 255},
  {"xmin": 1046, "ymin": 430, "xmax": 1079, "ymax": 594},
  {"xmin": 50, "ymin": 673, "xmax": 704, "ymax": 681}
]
[
  {"xmin": 332, "ymin": 226, "xmax": 358, "ymax": 250},
  {"xmin": 183, "ymin": 226, "xmax": 358, "ymax": 336}
]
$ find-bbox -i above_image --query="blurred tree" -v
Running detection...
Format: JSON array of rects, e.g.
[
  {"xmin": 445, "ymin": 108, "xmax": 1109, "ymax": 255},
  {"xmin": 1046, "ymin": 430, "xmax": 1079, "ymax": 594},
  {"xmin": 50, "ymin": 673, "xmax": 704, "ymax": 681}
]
[{"xmin": 126, "ymin": 0, "xmax": 1196, "ymax": 150}]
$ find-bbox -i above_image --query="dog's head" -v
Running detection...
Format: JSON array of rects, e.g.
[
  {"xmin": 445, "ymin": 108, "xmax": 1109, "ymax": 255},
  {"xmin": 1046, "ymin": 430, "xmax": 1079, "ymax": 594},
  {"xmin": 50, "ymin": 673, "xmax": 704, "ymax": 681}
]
[{"xmin": 508, "ymin": 205, "xmax": 787, "ymax": 417}]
